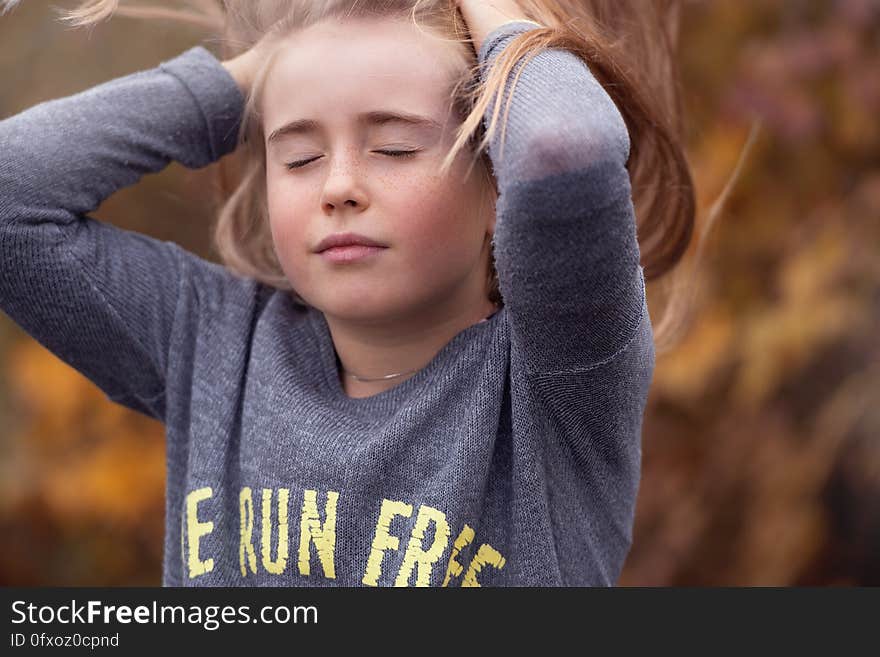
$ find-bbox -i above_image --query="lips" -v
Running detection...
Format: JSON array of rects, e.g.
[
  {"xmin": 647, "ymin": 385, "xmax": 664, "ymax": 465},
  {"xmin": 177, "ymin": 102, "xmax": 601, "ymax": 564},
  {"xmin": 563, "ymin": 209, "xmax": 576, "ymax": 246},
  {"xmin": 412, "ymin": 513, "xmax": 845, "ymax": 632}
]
[
  {"xmin": 314, "ymin": 232, "xmax": 387, "ymax": 253},
  {"xmin": 319, "ymin": 244, "xmax": 386, "ymax": 264}
]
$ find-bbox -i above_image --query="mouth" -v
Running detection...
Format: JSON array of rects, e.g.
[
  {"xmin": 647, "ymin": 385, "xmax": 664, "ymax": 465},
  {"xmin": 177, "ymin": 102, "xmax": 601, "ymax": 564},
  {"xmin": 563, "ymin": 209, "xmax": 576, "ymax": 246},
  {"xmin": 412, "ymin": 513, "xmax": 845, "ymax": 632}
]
[
  {"xmin": 318, "ymin": 244, "xmax": 387, "ymax": 264},
  {"xmin": 314, "ymin": 232, "xmax": 388, "ymax": 253}
]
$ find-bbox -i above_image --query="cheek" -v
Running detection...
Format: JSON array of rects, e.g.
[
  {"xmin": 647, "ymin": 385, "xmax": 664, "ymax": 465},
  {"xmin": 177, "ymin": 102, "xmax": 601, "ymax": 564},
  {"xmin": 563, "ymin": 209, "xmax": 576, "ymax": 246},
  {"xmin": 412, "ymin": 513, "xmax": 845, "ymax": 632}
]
[
  {"xmin": 266, "ymin": 184, "xmax": 311, "ymax": 273},
  {"xmin": 267, "ymin": 177, "xmax": 303, "ymax": 237},
  {"xmin": 395, "ymin": 172, "xmax": 480, "ymax": 248},
  {"xmin": 391, "ymin": 174, "xmax": 486, "ymax": 278}
]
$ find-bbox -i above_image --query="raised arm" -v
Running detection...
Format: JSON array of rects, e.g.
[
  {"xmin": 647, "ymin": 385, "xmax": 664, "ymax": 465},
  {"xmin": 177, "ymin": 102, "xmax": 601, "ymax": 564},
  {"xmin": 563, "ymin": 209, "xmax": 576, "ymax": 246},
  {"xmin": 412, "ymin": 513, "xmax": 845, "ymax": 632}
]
[
  {"xmin": 475, "ymin": 22, "xmax": 655, "ymax": 569},
  {"xmin": 0, "ymin": 46, "xmax": 249, "ymax": 421},
  {"xmin": 478, "ymin": 21, "xmax": 648, "ymax": 374}
]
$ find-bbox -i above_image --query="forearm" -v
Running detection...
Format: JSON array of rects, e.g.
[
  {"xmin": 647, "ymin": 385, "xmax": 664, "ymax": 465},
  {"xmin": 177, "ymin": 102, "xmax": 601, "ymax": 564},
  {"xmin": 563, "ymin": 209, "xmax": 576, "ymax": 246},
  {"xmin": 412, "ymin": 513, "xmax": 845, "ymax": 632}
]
[
  {"xmin": 476, "ymin": 22, "xmax": 643, "ymax": 372},
  {"xmin": 0, "ymin": 46, "xmax": 244, "ymax": 228}
]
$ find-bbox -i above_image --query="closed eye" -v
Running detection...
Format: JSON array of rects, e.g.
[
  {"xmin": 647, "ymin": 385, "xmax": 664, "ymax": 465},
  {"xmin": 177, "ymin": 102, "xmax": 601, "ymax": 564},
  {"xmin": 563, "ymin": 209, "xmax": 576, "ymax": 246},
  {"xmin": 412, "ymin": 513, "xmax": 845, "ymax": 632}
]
[{"xmin": 285, "ymin": 149, "xmax": 420, "ymax": 170}]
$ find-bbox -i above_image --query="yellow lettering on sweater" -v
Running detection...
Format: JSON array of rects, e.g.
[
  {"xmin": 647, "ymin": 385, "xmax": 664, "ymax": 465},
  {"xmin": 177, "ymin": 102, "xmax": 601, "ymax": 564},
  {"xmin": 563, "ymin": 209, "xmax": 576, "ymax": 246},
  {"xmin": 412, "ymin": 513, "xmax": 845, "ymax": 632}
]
[
  {"xmin": 394, "ymin": 505, "xmax": 451, "ymax": 587},
  {"xmin": 462, "ymin": 544, "xmax": 507, "ymax": 587},
  {"xmin": 185, "ymin": 487, "xmax": 214, "ymax": 579},
  {"xmin": 442, "ymin": 524, "xmax": 476, "ymax": 587},
  {"xmin": 362, "ymin": 499, "xmax": 413, "ymax": 586},
  {"xmin": 298, "ymin": 489, "xmax": 338, "ymax": 579},
  {"xmin": 180, "ymin": 485, "xmax": 507, "ymax": 585},
  {"xmin": 261, "ymin": 488, "xmax": 289, "ymax": 574},
  {"xmin": 239, "ymin": 487, "xmax": 257, "ymax": 576}
]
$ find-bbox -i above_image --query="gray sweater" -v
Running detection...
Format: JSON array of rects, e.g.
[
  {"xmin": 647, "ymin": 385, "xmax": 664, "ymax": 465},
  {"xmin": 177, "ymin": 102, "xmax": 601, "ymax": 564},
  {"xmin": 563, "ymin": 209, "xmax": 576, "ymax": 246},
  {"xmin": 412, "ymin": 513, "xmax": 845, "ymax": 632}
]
[{"xmin": 0, "ymin": 21, "xmax": 653, "ymax": 586}]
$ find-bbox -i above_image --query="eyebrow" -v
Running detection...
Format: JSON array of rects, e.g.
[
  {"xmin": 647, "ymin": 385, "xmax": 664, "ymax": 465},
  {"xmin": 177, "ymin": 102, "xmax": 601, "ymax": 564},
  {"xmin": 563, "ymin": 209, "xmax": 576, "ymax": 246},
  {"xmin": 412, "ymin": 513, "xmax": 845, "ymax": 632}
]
[{"xmin": 266, "ymin": 110, "xmax": 443, "ymax": 144}]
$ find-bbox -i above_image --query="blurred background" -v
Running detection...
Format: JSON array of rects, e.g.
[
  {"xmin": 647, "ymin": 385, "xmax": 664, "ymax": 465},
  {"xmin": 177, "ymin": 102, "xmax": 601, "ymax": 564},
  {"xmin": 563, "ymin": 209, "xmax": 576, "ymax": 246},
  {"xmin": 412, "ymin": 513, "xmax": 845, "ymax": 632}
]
[{"xmin": 0, "ymin": 0, "xmax": 877, "ymax": 586}]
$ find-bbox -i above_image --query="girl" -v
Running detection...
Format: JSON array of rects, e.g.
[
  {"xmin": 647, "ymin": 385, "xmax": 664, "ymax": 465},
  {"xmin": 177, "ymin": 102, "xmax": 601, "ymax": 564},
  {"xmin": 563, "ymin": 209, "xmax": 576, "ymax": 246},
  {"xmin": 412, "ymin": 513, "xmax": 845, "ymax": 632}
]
[{"xmin": 0, "ymin": 0, "xmax": 695, "ymax": 586}]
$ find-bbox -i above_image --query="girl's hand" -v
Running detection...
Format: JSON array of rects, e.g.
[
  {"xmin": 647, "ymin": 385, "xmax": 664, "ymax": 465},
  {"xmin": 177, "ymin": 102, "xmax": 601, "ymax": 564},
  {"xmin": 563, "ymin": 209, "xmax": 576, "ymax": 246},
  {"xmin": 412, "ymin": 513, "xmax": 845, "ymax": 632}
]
[
  {"xmin": 221, "ymin": 35, "xmax": 275, "ymax": 94},
  {"xmin": 455, "ymin": 0, "xmax": 537, "ymax": 54}
]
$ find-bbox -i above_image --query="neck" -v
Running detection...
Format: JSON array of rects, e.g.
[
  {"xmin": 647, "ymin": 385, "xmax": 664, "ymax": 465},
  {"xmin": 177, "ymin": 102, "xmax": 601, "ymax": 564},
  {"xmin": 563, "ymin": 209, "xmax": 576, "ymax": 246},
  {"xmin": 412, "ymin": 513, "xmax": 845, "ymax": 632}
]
[{"xmin": 325, "ymin": 294, "xmax": 499, "ymax": 399}]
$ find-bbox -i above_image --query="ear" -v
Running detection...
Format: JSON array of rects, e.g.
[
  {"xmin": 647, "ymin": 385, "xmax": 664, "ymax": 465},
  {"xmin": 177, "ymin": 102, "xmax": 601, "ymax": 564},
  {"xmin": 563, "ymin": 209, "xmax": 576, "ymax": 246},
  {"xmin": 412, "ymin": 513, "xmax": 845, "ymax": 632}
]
[
  {"xmin": 478, "ymin": 164, "xmax": 498, "ymax": 239},
  {"xmin": 484, "ymin": 184, "xmax": 497, "ymax": 240}
]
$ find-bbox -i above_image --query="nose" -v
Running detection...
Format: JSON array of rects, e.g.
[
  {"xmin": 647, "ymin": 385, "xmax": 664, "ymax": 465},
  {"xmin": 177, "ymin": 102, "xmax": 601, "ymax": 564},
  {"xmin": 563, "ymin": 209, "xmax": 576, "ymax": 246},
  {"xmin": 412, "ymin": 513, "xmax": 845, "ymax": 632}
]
[{"xmin": 320, "ymin": 151, "xmax": 369, "ymax": 214}]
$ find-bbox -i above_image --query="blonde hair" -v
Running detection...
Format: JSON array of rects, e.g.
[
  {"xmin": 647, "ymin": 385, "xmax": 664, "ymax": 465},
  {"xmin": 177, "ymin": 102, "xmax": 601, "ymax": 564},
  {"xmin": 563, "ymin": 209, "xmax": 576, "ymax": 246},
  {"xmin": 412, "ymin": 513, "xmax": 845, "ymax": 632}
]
[{"xmin": 7, "ymin": 0, "xmax": 750, "ymax": 354}]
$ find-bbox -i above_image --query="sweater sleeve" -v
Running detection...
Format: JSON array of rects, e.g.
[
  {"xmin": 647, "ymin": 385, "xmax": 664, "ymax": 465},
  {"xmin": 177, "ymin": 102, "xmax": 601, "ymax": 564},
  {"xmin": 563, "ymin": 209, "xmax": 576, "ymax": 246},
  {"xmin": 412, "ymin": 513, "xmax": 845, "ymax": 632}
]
[
  {"xmin": 478, "ymin": 22, "xmax": 648, "ymax": 374},
  {"xmin": 0, "ymin": 46, "xmax": 246, "ymax": 421}
]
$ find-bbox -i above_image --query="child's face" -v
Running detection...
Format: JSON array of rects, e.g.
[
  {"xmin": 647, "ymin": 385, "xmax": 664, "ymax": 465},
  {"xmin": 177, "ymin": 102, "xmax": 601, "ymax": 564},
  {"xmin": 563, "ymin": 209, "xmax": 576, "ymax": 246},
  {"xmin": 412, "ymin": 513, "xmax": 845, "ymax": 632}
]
[{"xmin": 261, "ymin": 16, "xmax": 496, "ymax": 322}]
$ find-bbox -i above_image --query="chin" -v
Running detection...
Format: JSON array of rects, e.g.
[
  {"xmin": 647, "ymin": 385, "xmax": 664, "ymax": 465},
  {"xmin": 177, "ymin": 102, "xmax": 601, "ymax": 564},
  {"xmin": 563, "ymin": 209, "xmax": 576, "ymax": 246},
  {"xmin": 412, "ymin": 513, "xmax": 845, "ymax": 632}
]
[{"xmin": 319, "ymin": 293, "xmax": 399, "ymax": 322}]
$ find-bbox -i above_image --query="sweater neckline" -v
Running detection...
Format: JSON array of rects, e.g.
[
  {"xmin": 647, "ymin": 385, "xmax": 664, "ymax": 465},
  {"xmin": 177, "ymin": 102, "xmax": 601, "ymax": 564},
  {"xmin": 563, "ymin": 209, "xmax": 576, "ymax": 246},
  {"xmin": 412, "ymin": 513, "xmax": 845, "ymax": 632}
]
[{"xmin": 306, "ymin": 305, "xmax": 503, "ymax": 421}]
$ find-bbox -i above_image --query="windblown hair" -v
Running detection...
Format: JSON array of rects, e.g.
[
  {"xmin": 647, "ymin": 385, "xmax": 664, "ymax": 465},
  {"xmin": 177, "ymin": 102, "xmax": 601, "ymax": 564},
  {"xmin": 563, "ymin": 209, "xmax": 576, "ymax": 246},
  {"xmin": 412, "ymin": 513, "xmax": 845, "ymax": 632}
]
[{"xmin": 1, "ymin": 0, "xmax": 751, "ymax": 353}]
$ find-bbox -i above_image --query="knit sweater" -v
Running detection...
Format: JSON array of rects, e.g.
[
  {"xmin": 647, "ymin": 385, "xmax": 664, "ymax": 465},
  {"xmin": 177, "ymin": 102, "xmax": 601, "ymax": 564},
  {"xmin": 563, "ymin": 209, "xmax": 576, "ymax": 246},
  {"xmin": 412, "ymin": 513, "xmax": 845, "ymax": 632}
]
[{"xmin": 0, "ymin": 21, "xmax": 654, "ymax": 586}]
